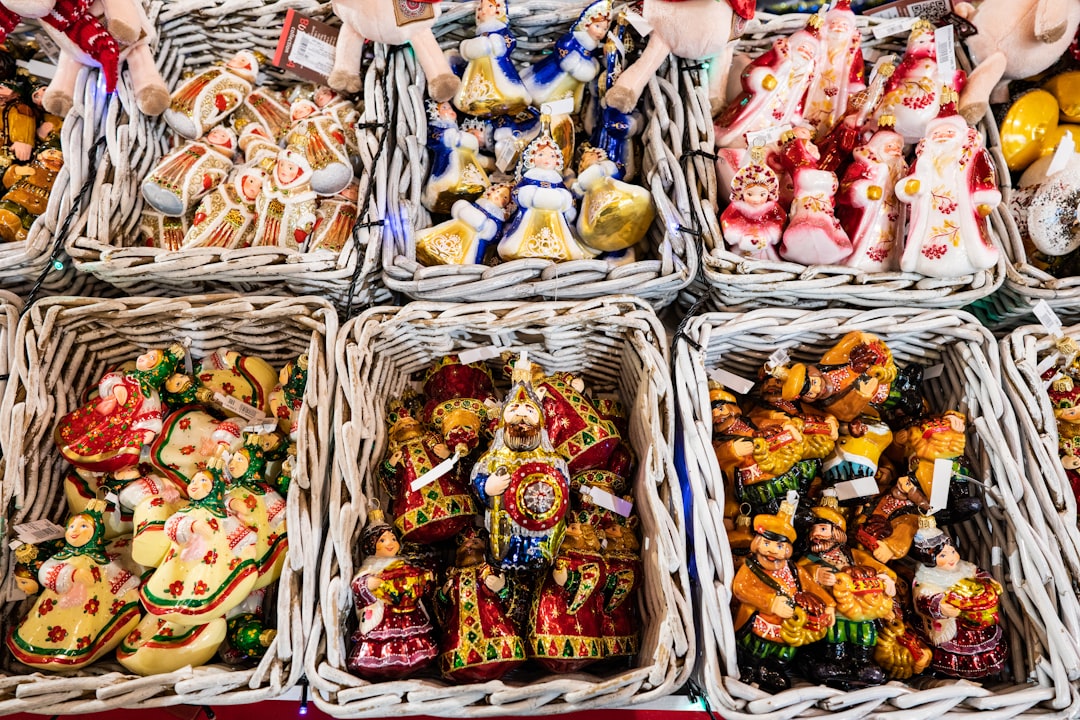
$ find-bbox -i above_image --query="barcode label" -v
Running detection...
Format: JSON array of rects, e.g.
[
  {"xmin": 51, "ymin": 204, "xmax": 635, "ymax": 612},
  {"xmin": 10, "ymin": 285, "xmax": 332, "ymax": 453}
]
[
  {"xmin": 1034, "ymin": 300, "xmax": 1064, "ymax": 336},
  {"xmin": 582, "ymin": 485, "xmax": 633, "ymax": 517},
  {"xmin": 14, "ymin": 519, "xmax": 66, "ymax": 544},
  {"xmin": 214, "ymin": 392, "xmax": 264, "ymax": 422},
  {"xmin": 872, "ymin": 16, "xmax": 918, "ymax": 39},
  {"xmin": 291, "ymin": 32, "xmax": 335, "ymax": 77},
  {"xmin": 935, "ymin": 25, "xmax": 956, "ymax": 82},
  {"xmin": 833, "ymin": 476, "xmax": 879, "ymax": 501}
]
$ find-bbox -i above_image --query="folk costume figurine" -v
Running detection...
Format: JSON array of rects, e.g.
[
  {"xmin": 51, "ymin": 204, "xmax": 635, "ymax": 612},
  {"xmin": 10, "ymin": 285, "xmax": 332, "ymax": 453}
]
[
  {"xmin": 380, "ymin": 397, "xmax": 477, "ymax": 544},
  {"xmin": 196, "ymin": 347, "xmax": 279, "ymax": 416},
  {"xmin": 0, "ymin": 77, "xmax": 38, "ymax": 166},
  {"xmin": 284, "ymin": 98, "xmax": 353, "ymax": 196},
  {"xmin": 853, "ymin": 473, "xmax": 930, "ymax": 563},
  {"xmin": 436, "ymin": 527, "xmax": 526, "ymax": 681},
  {"xmin": 224, "ymin": 437, "xmax": 289, "ymax": 589},
  {"xmin": 308, "ymin": 179, "xmax": 359, "ymax": 253},
  {"xmin": 421, "ymin": 354, "xmax": 499, "ymax": 458},
  {"xmin": 416, "ymin": 183, "xmax": 512, "ymax": 265},
  {"xmin": 115, "ymin": 466, "xmax": 187, "ymax": 567},
  {"xmin": 182, "ymin": 165, "xmax": 266, "ymax": 249},
  {"xmin": 499, "ymin": 121, "xmax": 595, "ymax": 261},
  {"xmin": 720, "ymin": 146, "xmax": 787, "ymax": 261},
  {"xmin": 423, "ymin": 100, "xmax": 490, "ymax": 214},
  {"xmin": 821, "ymin": 418, "xmax": 894, "ymax": 491},
  {"xmin": 252, "ymin": 148, "xmax": 319, "ymax": 249},
  {"xmin": 895, "ymin": 89, "xmax": 1001, "ymax": 278},
  {"xmin": 777, "ymin": 129, "xmax": 853, "ymax": 266},
  {"xmin": 164, "ymin": 51, "xmax": 258, "ymax": 140},
  {"xmin": 599, "ymin": 518, "xmax": 641, "ymax": 658},
  {"xmin": 116, "ymin": 615, "xmax": 227, "ymax": 676},
  {"xmin": 910, "ymin": 517, "xmax": 1009, "ymax": 679},
  {"xmin": 239, "ymin": 124, "xmax": 280, "ymax": 168},
  {"xmin": 803, "ymin": 0, "xmax": 866, "ymax": 136},
  {"xmin": 714, "ymin": 19, "xmax": 822, "ymax": 149},
  {"xmin": 55, "ymin": 344, "xmax": 183, "ymax": 474},
  {"xmin": 731, "ymin": 493, "xmax": 835, "ymax": 693},
  {"xmin": 573, "ymin": 145, "xmax": 654, "ymax": 253},
  {"xmin": 470, "ymin": 353, "xmax": 571, "ymax": 571},
  {"xmin": 892, "ymin": 412, "xmax": 982, "ymax": 525},
  {"xmin": 453, "ymin": 0, "xmax": 532, "ymax": 118},
  {"xmin": 149, "ymin": 410, "xmax": 244, "ymax": 487},
  {"xmin": 269, "ymin": 354, "xmax": 308, "ymax": 442},
  {"xmin": 836, "ymin": 116, "xmax": 907, "ymax": 272},
  {"xmin": 141, "ymin": 126, "xmax": 237, "ymax": 217},
  {"xmin": 879, "ymin": 20, "xmax": 965, "ymax": 144},
  {"xmin": 527, "ymin": 519, "xmax": 607, "ymax": 671},
  {"xmin": 231, "ymin": 88, "xmax": 293, "ymax": 142},
  {"xmin": 796, "ymin": 492, "xmax": 896, "ymax": 689},
  {"xmin": 521, "ymin": 0, "xmax": 612, "ymax": 111},
  {"xmin": 347, "ymin": 509, "xmax": 438, "ymax": 679},
  {"xmin": 5, "ymin": 501, "xmax": 142, "ymax": 670},
  {"xmin": 140, "ymin": 465, "xmax": 259, "ymax": 624},
  {"xmin": 0, "ymin": 146, "xmax": 64, "ymax": 243}
]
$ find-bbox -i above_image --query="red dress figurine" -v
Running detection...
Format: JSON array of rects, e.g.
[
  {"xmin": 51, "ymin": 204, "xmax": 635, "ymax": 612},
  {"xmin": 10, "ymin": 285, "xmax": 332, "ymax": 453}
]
[
  {"xmin": 422, "ymin": 354, "xmax": 499, "ymax": 457},
  {"xmin": 599, "ymin": 520, "xmax": 641, "ymax": 658},
  {"xmin": 347, "ymin": 510, "xmax": 438, "ymax": 679},
  {"xmin": 436, "ymin": 528, "xmax": 526, "ymax": 681},
  {"xmin": 778, "ymin": 130, "xmax": 853, "ymax": 266},
  {"xmin": 54, "ymin": 345, "xmax": 184, "ymax": 473},
  {"xmin": 721, "ymin": 148, "xmax": 787, "ymax": 261}
]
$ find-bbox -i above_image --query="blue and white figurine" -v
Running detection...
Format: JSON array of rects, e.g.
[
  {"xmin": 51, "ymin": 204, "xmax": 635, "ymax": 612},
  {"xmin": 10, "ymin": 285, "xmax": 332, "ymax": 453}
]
[
  {"xmin": 522, "ymin": 0, "xmax": 612, "ymax": 112},
  {"xmin": 453, "ymin": 0, "xmax": 533, "ymax": 118},
  {"xmin": 423, "ymin": 100, "xmax": 491, "ymax": 215}
]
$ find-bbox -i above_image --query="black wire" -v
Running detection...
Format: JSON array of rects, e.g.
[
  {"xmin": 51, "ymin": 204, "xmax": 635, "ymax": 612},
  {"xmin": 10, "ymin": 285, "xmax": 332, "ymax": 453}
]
[{"xmin": 20, "ymin": 134, "xmax": 108, "ymax": 315}]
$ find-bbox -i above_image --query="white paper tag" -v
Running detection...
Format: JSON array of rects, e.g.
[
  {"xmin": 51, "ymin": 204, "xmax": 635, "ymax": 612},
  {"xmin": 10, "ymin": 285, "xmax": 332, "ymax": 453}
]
[
  {"xmin": 923, "ymin": 364, "xmax": 945, "ymax": 379},
  {"xmin": 411, "ymin": 450, "xmax": 461, "ymax": 492},
  {"xmin": 244, "ymin": 421, "xmax": 280, "ymax": 435},
  {"xmin": 213, "ymin": 392, "xmax": 265, "ymax": 422},
  {"xmin": 496, "ymin": 139, "xmax": 520, "ymax": 173},
  {"xmin": 623, "ymin": 10, "xmax": 653, "ymax": 37},
  {"xmin": 542, "ymin": 98, "xmax": 575, "ymax": 117},
  {"xmin": 16, "ymin": 59, "xmax": 57, "ymax": 80},
  {"xmin": 1034, "ymin": 300, "xmax": 1064, "ymax": 337},
  {"xmin": 183, "ymin": 349, "xmax": 194, "ymax": 376},
  {"xmin": 832, "ymin": 476, "xmax": 880, "ymax": 501},
  {"xmin": 991, "ymin": 546, "xmax": 1002, "ymax": 567},
  {"xmin": 457, "ymin": 346, "xmax": 505, "ymax": 366},
  {"xmin": 14, "ymin": 519, "xmax": 66, "ymax": 545},
  {"xmin": 767, "ymin": 347, "xmax": 790, "ymax": 369},
  {"xmin": 582, "ymin": 485, "xmax": 634, "ymax": 517},
  {"xmin": 872, "ymin": 16, "xmax": 918, "ymax": 39},
  {"xmin": 935, "ymin": 25, "xmax": 956, "ymax": 82},
  {"xmin": 929, "ymin": 458, "xmax": 952, "ymax": 514},
  {"xmin": 8, "ymin": 539, "xmax": 23, "ymax": 550},
  {"xmin": 289, "ymin": 28, "xmax": 336, "ymax": 78},
  {"xmin": 707, "ymin": 367, "xmax": 755, "ymax": 395},
  {"xmin": 1048, "ymin": 132, "xmax": 1076, "ymax": 177},
  {"xmin": 745, "ymin": 125, "xmax": 790, "ymax": 149},
  {"xmin": 607, "ymin": 31, "xmax": 627, "ymax": 57}
]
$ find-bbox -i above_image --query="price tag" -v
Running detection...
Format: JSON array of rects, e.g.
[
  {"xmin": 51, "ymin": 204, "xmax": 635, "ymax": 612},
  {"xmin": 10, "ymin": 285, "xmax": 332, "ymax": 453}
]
[
  {"xmin": 707, "ymin": 367, "xmax": 755, "ymax": 395},
  {"xmin": 542, "ymin": 98, "xmax": 575, "ymax": 117},
  {"xmin": 412, "ymin": 450, "xmax": 461, "ymax": 492},
  {"xmin": 8, "ymin": 539, "xmax": 23, "ymax": 550},
  {"xmin": 745, "ymin": 124, "xmax": 791, "ymax": 149},
  {"xmin": 832, "ymin": 476, "xmax": 880, "ymax": 501},
  {"xmin": 458, "ymin": 346, "xmax": 506, "ymax": 366},
  {"xmin": 213, "ymin": 392, "xmax": 265, "ymax": 422},
  {"xmin": 1048, "ymin": 132, "xmax": 1076, "ymax": 177},
  {"xmin": 607, "ymin": 31, "xmax": 628, "ymax": 57},
  {"xmin": 582, "ymin": 485, "xmax": 634, "ymax": 517},
  {"xmin": 622, "ymin": 10, "xmax": 653, "ymax": 37},
  {"xmin": 13, "ymin": 519, "xmax": 66, "ymax": 545},
  {"xmin": 934, "ymin": 25, "xmax": 956, "ymax": 82},
  {"xmin": 767, "ymin": 347, "xmax": 790, "ymax": 370},
  {"xmin": 872, "ymin": 16, "xmax": 918, "ymax": 39},
  {"xmin": 272, "ymin": 9, "xmax": 341, "ymax": 84},
  {"xmin": 923, "ymin": 364, "xmax": 945, "ymax": 379},
  {"xmin": 183, "ymin": 346, "xmax": 193, "ymax": 376},
  {"xmin": 1034, "ymin": 300, "xmax": 1064, "ymax": 337},
  {"xmin": 929, "ymin": 458, "xmax": 952, "ymax": 514}
]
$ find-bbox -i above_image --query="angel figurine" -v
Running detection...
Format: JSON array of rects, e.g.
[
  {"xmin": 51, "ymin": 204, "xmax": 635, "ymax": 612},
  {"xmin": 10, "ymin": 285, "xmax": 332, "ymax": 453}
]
[
  {"xmin": 423, "ymin": 101, "xmax": 490, "ymax": 214},
  {"xmin": 182, "ymin": 166, "xmax": 267, "ymax": 249},
  {"xmin": 164, "ymin": 51, "xmax": 258, "ymax": 140},
  {"xmin": 252, "ymin": 149, "xmax": 319, "ymax": 249},
  {"xmin": 452, "ymin": 0, "xmax": 532, "ymax": 118},
  {"xmin": 720, "ymin": 147, "xmax": 787, "ymax": 261},
  {"xmin": 141, "ymin": 126, "xmax": 238, "ymax": 217},
  {"xmin": 522, "ymin": 0, "xmax": 612, "ymax": 111}
]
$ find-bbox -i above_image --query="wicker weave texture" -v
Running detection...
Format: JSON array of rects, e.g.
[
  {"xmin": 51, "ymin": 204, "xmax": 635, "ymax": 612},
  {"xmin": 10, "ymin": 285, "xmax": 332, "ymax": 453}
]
[
  {"xmin": 676, "ymin": 307, "xmax": 1080, "ymax": 720},
  {"xmin": 0, "ymin": 294, "xmax": 337, "ymax": 712},
  {"xmin": 692, "ymin": 14, "xmax": 1008, "ymax": 310},
  {"xmin": 308, "ymin": 297, "xmax": 693, "ymax": 716},
  {"xmin": 378, "ymin": 0, "xmax": 699, "ymax": 308},
  {"xmin": 64, "ymin": 0, "xmax": 388, "ymax": 311}
]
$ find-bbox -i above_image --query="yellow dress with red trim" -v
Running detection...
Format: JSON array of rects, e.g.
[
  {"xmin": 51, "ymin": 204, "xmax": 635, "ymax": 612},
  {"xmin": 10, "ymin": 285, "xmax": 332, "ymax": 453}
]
[
  {"xmin": 528, "ymin": 544, "xmax": 606, "ymax": 672},
  {"xmin": 225, "ymin": 471, "xmax": 288, "ymax": 591},
  {"xmin": 6, "ymin": 525, "xmax": 141, "ymax": 670},
  {"xmin": 140, "ymin": 474, "xmax": 259, "ymax": 624}
]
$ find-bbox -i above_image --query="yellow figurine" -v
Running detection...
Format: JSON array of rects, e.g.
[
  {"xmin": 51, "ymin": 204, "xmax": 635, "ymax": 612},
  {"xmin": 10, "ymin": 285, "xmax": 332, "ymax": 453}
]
[
  {"xmin": 572, "ymin": 145, "xmax": 654, "ymax": 253},
  {"xmin": 416, "ymin": 183, "xmax": 511, "ymax": 265}
]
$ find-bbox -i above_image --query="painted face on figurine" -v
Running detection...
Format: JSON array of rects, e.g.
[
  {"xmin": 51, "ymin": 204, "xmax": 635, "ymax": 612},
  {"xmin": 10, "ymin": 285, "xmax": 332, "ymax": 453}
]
[
  {"xmin": 483, "ymin": 183, "xmax": 512, "ymax": 209},
  {"xmin": 753, "ymin": 534, "xmax": 793, "ymax": 562},
  {"xmin": 929, "ymin": 124, "xmax": 960, "ymax": 145},
  {"xmin": 712, "ymin": 400, "xmax": 741, "ymax": 427},
  {"xmin": 188, "ymin": 471, "xmax": 214, "ymax": 500},
  {"xmin": 313, "ymin": 86, "xmax": 336, "ymax": 108},
  {"xmin": 291, "ymin": 101, "xmax": 317, "ymax": 121},
  {"xmin": 227, "ymin": 450, "xmax": 251, "ymax": 479},
  {"xmin": 585, "ymin": 15, "xmax": 610, "ymax": 42},
  {"xmin": 883, "ymin": 137, "xmax": 904, "ymax": 158},
  {"xmin": 809, "ymin": 522, "xmax": 845, "ymax": 553},
  {"xmin": 827, "ymin": 16, "xmax": 854, "ymax": 35},
  {"xmin": 437, "ymin": 102, "xmax": 457, "ymax": 123},
  {"xmin": 164, "ymin": 373, "xmax": 192, "ymax": 394},
  {"xmin": 241, "ymin": 172, "xmax": 264, "ymax": 201},
  {"xmin": 14, "ymin": 570, "xmax": 38, "ymax": 596},
  {"xmin": 31, "ymin": 86, "xmax": 45, "ymax": 107},
  {"xmin": 66, "ymin": 513, "xmax": 95, "ymax": 547},
  {"xmin": 457, "ymin": 535, "xmax": 487, "ymax": 565},
  {"xmin": 340, "ymin": 182, "xmax": 360, "ymax": 202},
  {"xmin": 476, "ymin": 0, "xmax": 504, "ymax": 23},
  {"xmin": 792, "ymin": 37, "xmax": 817, "ymax": 63},
  {"xmin": 743, "ymin": 183, "xmax": 770, "ymax": 207},
  {"xmin": 136, "ymin": 349, "xmax": 164, "ymax": 372},
  {"xmin": 531, "ymin": 144, "xmax": 561, "ymax": 171},
  {"xmin": 276, "ymin": 160, "xmax": 303, "ymax": 186},
  {"xmin": 227, "ymin": 54, "xmax": 255, "ymax": 73},
  {"xmin": 374, "ymin": 529, "xmax": 400, "ymax": 558},
  {"xmin": 39, "ymin": 149, "xmax": 63, "ymax": 171},
  {"xmin": 935, "ymin": 542, "xmax": 960, "ymax": 571},
  {"xmin": 503, "ymin": 400, "xmax": 542, "ymax": 451},
  {"xmin": 207, "ymin": 126, "xmax": 234, "ymax": 150},
  {"xmin": 1058, "ymin": 402, "xmax": 1080, "ymax": 423}
]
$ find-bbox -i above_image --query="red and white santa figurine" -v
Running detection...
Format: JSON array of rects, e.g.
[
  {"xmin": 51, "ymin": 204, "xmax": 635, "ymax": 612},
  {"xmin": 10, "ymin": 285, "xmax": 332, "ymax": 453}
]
[
  {"xmin": 895, "ymin": 89, "xmax": 1001, "ymax": 278},
  {"xmin": 720, "ymin": 147, "xmax": 787, "ymax": 261},
  {"xmin": 803, "ymin": 0, "xmax": 866, "ymax": 137},
  {"xmin": 836, "ymin": 114, "xmax": 908, "ymax": 272},
  {"xmin": 714, "ymin": 16, "xmax": 822, "ymax": 149},
  {"xmin": 778, "ymin": 128, "xmax": 852, "ymax": 265}
]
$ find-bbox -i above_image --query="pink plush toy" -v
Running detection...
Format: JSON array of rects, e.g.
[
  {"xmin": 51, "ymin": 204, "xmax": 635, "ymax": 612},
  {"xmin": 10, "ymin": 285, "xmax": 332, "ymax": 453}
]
[
  {"xmin": 955, "ymin": 0, "xmax": 1080, "ymax": 123},
  {"xmin": 0, "ymin": 0, "xmax": 168, "ymax": 116},
  {"xmin": 329, "ymin": 0, "xmax": 460, "ymax": 102},
  {"xmin": 604, "ymin": 0, "xmax": 755, "ymax": 113}
]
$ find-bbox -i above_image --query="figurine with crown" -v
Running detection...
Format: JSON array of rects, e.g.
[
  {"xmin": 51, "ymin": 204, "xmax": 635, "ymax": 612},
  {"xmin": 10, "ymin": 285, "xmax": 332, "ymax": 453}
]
[
  {"xmin": 253, "ymin": 147, "xmax": 319, "ymax": 249},
  {"xmin": 453, "ymin": 0, "xmax": 532, "ymax": 118},
  {"xmin": 470, "ymin": 353, "xmax": 571, "ymax": 571},
  {"xmin": 6, "ymin": 501, "xmax": 142, "ymax": 670},
  {"xmin": 721, "ymin": 147, "xmax": 787, "ymax": 260},
  {"xmin": 381, "ymin": 395, "xmax": 477, "ymax": 544},
  {"xmin": 896, "ymin": 88, "xmax": 1001, "ymax": 279},
  {"xmin": 415, "ymin": 183, "xmax": 513, "ymax": 265},
  {"xmin": 422, "ymin": 355, "xmax": 499, "ymax": 458},
  {"xmin": 424, "ymin": 101, "xmax": 491, "ymax": 215},
  {"xmin": 347, "ymin": 507, "xmax": 438, "ymax": 679},
  {"xmin": 521, "ymin": 0, "xmax": 611, "ymax": 112},
  {"xmin": 572, "ymin": 144, "xmax": 654, "ymax": 254},
  {"xmin": 910, "ymin": 517, "xmax": 1008, "ymax": 679},
  {"xmin": 731, "ymin": 493, "xmax": 836, "ymax": 692}
]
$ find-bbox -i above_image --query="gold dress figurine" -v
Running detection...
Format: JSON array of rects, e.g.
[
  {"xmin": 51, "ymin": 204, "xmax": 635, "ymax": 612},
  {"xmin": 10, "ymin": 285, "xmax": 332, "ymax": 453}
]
[
  {"xmin": 253, "ymin": 148, "xmax": 319, "ymax": 249},
  {"xmin": 140, "ymin": 209, "xmax": 189, "ymax": 251},
  {"xmin": 0, "ymin": 147, "xmax": 64, "ymax": 243},
  {"xmin": 416, "ymin": 183, "xmax": 511, "ymax": 265},
  {"xmin": 423, "ymin": 101, "xmax": 490, "ymax": 214},
  {"xmin": 231, "ymin": 87, "xmax": 294, "ymax": 142},
  {"xmin": 141, "ymin": 127, "xmax": 238, "ymax": 217},
  {"xmin": 452, "ymin": 0, "xmax": 532, "ymax": 118},
  {"xmin": 163, "ymin": 51, "xmax": 258, "ymax": 140},
  {"xmin": 183, "ymin": 166, "xmax": 267, "ymax": 249},
  {"xmin": 308, "ymin": 179, "xmax": 359, "ymax": 253},
  {"xmin": 572, "ymin": 144, "xmax": 653, "ymax": 253}
]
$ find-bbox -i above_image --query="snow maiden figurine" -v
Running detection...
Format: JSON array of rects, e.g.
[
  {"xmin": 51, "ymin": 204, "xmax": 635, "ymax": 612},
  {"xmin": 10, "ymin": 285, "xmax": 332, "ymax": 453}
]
[
  {"xmin": 720, "ymin": 146, "xmax": 787, "ymax": 260},
  {"xmin": 416, "ymin": 183, "xmax": 512, "ymax": 265},
  {"xmin": 423, "ymin": 100, "xmax": 490, "ymax": 214},
  {"xmin": 453, "ymin": 0, "xmax": 532, "ymax": 118},
  {"xmin": 777, "ymin": 129, "xmax": 852, "ymax": 266},
  {"xmin": 573, "ymin": 144, "xmax": 654, "ymax": 253},
  {"xmin": 522, "ymin": 0, "xmax": 612, "ymax": 111}
]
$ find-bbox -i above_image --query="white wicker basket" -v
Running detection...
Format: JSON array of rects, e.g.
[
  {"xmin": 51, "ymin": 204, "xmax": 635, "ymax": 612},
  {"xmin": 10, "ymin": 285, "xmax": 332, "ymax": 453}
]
[
  {"xmin": 308, "ymin": 297, "xmax": 694, "ymax": 715},
  {"xmin": 690, "ymin": 14, "xmax": 1008, "ymax": 310},
  {"xmin": 0, "ymin": 290, "xmax": 18, "ymax": 458},
  {"xmin": 676, "ymin": 307, "xmax": 1080, "ymax": 719},
  {"xmin": 0, "ymin": 294, "xmax": 337, "ymax": 711},
  {"xmin": 378, "ymin": 0, "xmax": 700, "ymax": 308},
  {"xmin": 64, "ymin": 0, "xmax": 390, "ymax": 312}
]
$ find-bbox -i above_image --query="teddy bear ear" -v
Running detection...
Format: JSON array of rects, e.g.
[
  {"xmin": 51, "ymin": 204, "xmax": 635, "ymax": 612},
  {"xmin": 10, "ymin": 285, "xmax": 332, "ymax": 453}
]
[{"xmin": 1035, "ymin": 0, "xmax": 1070, "ymax": 43}]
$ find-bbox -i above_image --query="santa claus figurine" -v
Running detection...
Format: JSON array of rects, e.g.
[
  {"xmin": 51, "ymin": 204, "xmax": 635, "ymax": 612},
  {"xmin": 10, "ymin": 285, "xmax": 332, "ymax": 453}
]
[
  {"xmin": 836, "ymin": 115, "xmax": 907, "ymax": 272},
  {"xmin": 895, "ymin": 89, "xmax": 1001, "ymax": 278},
  {"xmin": 720, "ymin": 147, "xmax": 787, "ymax": 260},
  {"xmin": 714, "ymin": 17, "xmax": 822, "ymax": 149},
  {"xmin": 777, "ymin": 129, "xmax": 852, "ymax": 266},
  {"xmin": 803, "ymin": 0, "xmax": 866, "ymax": 137}
]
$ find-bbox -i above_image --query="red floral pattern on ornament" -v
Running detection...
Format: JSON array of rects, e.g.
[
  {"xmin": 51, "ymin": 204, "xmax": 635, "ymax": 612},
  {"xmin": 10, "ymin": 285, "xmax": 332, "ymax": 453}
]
[
  {"xmin": 110, "ymin": 599, "xmax": 126, "ymax": 615},
  {"xmin": 168, "ymin": 580, "xmax": 184, "ymax": 597},
  {"xmin": 179, "ymin": 418, "xmax": 192, "ymax": 430},
  {"xmin": 83, "ymin": 597, "xmax": 99, "ymax": 615},
  {"xmin": 37, "ymin": 598, "xmax": 55, "ymax": 617},
  {"xmin": 221, "ymin": 382, "xmax": 236, "ymax": 395},
  {"xmin": 203, "ymin": 549, "xmax": 219, "ymax": 565},
  {"xmin": 193, "ymin": 581, "xmax": 210, "ymax": 596},
  {"xmin": 179, "ymin": 445, "xmax": 196, "ymax": 456},
  {"xmin": 47, "ymin": 626, "xmax": 67, "ymax": 643},
  {"xmin": 922, "ymin": 244, "xmax": 947, "ymax": 260}
]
